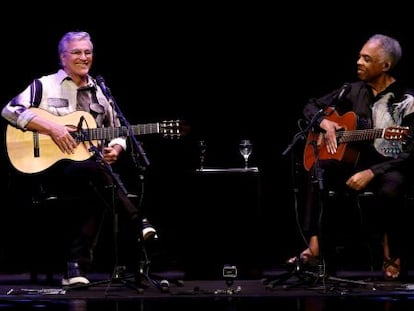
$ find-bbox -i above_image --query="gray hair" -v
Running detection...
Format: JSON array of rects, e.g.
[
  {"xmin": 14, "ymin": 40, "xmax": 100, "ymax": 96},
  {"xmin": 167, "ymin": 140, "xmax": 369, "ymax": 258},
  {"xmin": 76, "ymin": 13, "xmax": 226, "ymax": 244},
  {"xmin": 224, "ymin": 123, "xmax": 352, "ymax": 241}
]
[
  {"xmin": 58, "ymin": 31, "xmax": 93, "ymax": 66},
  {"xmin": 368, "ymin": 34, "xmax": 402, "ymax": 70}
]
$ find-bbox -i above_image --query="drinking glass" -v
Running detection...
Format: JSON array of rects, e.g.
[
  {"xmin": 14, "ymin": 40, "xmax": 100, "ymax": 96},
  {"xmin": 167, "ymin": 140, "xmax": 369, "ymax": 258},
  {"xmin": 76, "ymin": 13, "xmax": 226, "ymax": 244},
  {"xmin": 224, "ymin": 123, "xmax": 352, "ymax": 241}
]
[
  {"xmin": 239, "ymin": 139, "xmax": 253, "ymax": 169},
  {"xmin": 198, "ymin": 140, "xmax": 207, "ymax": 170}
]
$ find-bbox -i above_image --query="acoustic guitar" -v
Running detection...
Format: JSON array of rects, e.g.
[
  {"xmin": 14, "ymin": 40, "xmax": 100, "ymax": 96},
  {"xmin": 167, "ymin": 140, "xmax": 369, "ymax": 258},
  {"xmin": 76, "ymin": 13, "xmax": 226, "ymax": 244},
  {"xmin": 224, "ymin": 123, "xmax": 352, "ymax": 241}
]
[
  {"xmin": 5, "ymin": 108, "xmax": 183, "ymax": 174},
  {"xmin": 303, "ymin": 109, "xmax": 409, "ymax": 171}
]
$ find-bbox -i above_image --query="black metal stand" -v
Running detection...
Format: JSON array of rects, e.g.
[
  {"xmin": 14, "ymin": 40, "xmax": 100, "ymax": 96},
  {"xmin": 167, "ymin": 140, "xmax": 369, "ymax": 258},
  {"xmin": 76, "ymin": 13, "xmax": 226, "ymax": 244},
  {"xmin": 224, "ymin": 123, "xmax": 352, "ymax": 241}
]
[
  {"xmin": 66, "ymin": 216, "xmax": 171, "ymax": 294},
  {"xmin": 264, "ymin": 111, "xmax": 375, "ymax": 291},
  {"xmin": 64, "ymin": 114, "xmax": 174, "ymax": 294},
  {"xmin": 98, "ymin": 76, "xmax": 180, "ymax": 292},
  {"xmin": 263, "ymin": 260, "xmax": 375, "ymax": 291}
]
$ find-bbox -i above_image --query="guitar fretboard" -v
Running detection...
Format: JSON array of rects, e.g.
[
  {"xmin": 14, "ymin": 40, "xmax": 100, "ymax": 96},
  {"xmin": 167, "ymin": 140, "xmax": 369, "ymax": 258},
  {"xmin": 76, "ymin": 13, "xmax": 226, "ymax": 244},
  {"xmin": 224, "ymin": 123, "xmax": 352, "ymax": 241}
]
[
  {"xmin": 74, "ymin": 124, "xmax": 160, "ymax": 141},
  {"xmin": 337, "ymin": 128, "xmax": 384, "ymax": 143}
]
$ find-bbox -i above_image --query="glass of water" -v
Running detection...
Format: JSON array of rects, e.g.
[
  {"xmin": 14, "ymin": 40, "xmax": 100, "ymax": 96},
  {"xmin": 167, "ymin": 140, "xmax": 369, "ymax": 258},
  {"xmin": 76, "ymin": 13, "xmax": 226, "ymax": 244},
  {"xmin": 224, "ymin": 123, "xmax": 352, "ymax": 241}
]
[{"xmin": 239, "ymin": 139, "xmax": 253, "ymax": 169}]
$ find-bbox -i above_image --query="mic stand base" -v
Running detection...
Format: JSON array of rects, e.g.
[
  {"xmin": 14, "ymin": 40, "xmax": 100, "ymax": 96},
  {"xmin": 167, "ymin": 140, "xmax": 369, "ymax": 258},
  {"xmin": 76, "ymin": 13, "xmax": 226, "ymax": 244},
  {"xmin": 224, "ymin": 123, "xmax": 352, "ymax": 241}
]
[
  {"xmin": 64, "ymin": 260, "xmax": 173, "ymax": 294},
  {"xmin": 63, "ymin": 265, "xmax": 145, "ymax": 294},
  {"xmin": 263, "ymin": 261, "xmax": 376, "ymax": 291},
  {"xmin": 133, "ymin": 259, "xmax": 171, "ymax": 293}
]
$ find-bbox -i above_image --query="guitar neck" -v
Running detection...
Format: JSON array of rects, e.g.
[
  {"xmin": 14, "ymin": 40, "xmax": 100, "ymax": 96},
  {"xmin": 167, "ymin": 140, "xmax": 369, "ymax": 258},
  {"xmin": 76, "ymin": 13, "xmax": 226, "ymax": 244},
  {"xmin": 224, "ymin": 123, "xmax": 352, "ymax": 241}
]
[
  {"xmin": 337, "ymin": 128, "xmax": 384, "ymax": 143},
  {"xmin": 76, "ymin": 123, "xmax": 161, "ymax": 141}
]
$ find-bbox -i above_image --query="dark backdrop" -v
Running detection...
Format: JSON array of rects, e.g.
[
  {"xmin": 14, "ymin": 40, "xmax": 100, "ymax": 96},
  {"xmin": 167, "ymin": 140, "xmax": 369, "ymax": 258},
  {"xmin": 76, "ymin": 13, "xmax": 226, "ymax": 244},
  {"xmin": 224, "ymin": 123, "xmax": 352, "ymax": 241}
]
[{"xmin": 1, "ymin": 5, "xmax": 414, "ymax": 277}]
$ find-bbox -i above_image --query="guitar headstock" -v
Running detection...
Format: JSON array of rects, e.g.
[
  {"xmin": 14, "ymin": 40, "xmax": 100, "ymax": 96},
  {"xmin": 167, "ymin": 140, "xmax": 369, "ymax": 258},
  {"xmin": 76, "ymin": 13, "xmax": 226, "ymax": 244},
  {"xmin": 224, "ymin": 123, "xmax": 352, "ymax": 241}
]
[
  {"xmin": 383, "ymin": 126, "xmax": 410, "ymax": 141},
  {"xmin": 159, "ymin": 120, "xmax": 189, "ymax": 139}
]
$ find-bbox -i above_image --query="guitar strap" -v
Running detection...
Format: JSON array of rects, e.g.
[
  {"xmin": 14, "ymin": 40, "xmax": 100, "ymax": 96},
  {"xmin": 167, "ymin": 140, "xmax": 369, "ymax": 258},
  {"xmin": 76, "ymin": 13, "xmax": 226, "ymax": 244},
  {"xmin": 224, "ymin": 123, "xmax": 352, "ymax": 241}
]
[{"xmin": 30, "ymin": 79, "xmax": 43, "ymax": 107}]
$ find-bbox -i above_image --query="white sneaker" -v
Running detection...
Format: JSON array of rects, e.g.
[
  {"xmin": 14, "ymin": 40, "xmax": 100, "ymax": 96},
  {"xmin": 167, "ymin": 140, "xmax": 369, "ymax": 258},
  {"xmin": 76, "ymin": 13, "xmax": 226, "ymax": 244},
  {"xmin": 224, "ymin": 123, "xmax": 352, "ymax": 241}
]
[
  {"xmin": 61, "ymin": 261, "xmax": 90, "ymax": 286},
  {"xmin": 61, "ymin": 276, "xmax": 90, "ymax": 286}
]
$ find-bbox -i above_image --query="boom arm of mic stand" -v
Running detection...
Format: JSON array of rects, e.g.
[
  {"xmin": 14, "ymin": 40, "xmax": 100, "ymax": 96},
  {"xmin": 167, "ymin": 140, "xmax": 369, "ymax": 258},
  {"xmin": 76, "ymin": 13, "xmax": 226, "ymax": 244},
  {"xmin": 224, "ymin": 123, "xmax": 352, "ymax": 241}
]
[
  {"xmin": 282, "ymin": 132, "xmax": 307, "ymax": 156},
  {"xmin": 107, "ymin": 95, "xmax": 150, "ymax": 169},
  {"xmin": 88, "ymin": 143, "xmax": 129, "ymax": 195},
  {"xmin": 96, "ymin": 77, "xmax": 150, "ymax": 168},
  {"xmin": 78, "ymin": 122, "xmax": 129, "ymax": 195},
  {"xmin": 282, "ymin": 108, "xmax": 326, "ymax": 156}
]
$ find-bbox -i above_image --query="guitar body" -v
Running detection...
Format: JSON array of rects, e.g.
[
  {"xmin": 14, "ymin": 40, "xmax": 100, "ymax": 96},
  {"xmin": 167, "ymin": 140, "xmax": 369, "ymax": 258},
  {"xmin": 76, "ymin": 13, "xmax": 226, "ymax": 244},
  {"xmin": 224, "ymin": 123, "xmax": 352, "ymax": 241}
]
[
  {"xmin": 6, "ymin": 109, "xmax": 98, "ymax": 174},
  {"xmin": 303, "ymin": 109, "xmax": 360, "ymax": 171}
]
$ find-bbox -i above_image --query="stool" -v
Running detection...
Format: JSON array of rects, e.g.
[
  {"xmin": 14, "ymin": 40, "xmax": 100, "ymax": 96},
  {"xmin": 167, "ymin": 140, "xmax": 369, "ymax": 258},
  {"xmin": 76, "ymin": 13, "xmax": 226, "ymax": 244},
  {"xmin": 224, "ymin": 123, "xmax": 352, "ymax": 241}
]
[
  {"xmin": 28, "ymin": 193, "xmax": 79, "ymax": 284},
  {"xmin": 321, "ymin": 190, "xmax": 384, "ymax": 271},
  {"xmin": 324, "ymin": 187, "xmax": 414, "ymax": 272}
]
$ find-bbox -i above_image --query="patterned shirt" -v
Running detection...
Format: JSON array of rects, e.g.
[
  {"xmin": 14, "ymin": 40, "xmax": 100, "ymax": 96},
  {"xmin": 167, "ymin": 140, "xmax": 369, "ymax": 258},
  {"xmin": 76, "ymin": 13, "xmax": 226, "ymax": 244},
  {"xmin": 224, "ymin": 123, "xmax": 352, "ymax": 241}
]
[{"xmin": 1, "ymin": 69, "xmax": 126, "ymax": 150}]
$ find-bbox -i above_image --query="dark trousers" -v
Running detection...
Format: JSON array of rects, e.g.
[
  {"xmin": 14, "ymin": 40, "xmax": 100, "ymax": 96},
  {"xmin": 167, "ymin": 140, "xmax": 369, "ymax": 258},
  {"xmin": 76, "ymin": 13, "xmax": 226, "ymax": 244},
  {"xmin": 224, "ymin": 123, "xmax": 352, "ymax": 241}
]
[
  {"xmin": 304, "ymin": 158, "xmax": 408, "ymax": 269},
  {"xmin": 31, "ymin": 160, "xmax": 141, "ymax": 270}
]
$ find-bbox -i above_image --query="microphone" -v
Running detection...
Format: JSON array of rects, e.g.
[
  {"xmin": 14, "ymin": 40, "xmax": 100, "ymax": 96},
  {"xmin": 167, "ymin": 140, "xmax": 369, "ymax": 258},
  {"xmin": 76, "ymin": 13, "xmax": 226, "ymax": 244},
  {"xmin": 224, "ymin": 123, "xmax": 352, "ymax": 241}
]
[
  {"xmin": 96, "ymin": 75, "xmax": 112, "ymax": 100},
  {"xmin": 77, "ymin": 115, "xmax": 85, "ymax": 132},
  {"xmin": 75, "ymin": 116, "xmax": 87, "ymax": 142},
  {"xmin": 331, "ymin": 83, "xmax": 351, "ymax": 107}
]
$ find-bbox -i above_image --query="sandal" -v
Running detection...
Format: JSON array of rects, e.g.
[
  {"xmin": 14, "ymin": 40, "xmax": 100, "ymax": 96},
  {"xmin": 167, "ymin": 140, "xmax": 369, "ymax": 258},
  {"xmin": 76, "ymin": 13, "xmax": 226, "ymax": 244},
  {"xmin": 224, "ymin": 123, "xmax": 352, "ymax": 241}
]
[{"xmin": 382, "ymin": 257, "xmax": 401, "ymax": 280}]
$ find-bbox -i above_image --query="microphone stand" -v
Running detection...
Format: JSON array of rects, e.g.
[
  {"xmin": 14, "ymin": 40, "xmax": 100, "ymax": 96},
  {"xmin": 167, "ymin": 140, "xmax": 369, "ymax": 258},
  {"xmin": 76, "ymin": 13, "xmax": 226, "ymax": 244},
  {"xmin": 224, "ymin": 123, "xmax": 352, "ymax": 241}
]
[
  {"xmin": 282, "ymin": 108, "xmax": 326, "ymax": 157},
  {"xmin": 265, "ymin": 108, "xmax": 373, "ymax": 291},
  {"xmin": 263, "ymin": 109, "xmax": 325, "ymax": 289},
  {"xmin": 98, "ymin": 83, "xmax": 169, "ymax": 293},
  {"xmin": 102, "ymin": 85, "xmax": 150, "ymax": 169},
  {"xmin": 65, "ymin": 121, "xmax": 147, "ymax": 294}
]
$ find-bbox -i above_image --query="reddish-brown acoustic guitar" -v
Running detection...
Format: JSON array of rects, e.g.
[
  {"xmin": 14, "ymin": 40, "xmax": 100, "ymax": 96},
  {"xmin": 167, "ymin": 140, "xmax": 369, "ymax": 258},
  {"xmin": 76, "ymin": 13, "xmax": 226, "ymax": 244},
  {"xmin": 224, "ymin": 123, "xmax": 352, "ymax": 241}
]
[{"xmin": 303, "ymin": 108, "xmax": 409, "ymax": 171}]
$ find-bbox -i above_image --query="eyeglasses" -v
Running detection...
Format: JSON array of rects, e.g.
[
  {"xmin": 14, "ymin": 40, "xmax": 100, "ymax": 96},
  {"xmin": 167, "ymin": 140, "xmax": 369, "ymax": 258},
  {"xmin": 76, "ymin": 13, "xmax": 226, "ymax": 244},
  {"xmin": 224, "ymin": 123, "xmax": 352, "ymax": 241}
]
[{"xmin": 66, "ymin": 49, "xmax": 93, "ymax": 57}]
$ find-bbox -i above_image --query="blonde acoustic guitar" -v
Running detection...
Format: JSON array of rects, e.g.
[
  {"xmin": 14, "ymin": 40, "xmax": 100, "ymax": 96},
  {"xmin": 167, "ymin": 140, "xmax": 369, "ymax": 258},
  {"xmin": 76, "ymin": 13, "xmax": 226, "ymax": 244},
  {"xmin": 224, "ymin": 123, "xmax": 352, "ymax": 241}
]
[{"xmin": 5, "ymin": 108, "xmax": 182, "ymax": 174}]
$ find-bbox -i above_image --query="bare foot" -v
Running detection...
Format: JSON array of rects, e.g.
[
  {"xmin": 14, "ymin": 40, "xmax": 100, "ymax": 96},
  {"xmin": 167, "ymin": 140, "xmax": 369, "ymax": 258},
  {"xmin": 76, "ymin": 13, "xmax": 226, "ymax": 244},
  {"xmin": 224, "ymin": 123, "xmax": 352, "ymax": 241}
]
[
  {"xmin": 383, "ymin": 257, "xmax": 400, "ymax": 280},
  {"xmin": 287, "ymin": 247, "xmax": 319, "ymax": 263},
  {"xmin": 382, "ymin": 233, "xmax": 401, "ymax": 280},
  {"xmin": 287, "ymin": 236, "xmax": 319, "ymax": 264}
]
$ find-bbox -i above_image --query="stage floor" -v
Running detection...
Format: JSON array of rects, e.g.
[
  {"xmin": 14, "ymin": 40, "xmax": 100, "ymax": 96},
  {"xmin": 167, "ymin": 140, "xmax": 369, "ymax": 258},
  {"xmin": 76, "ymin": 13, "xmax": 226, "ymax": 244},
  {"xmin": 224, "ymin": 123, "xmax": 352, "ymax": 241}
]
[{"xmin": 1, "ymin": 269, "xmax": 414, "ymax": 310}]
